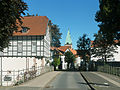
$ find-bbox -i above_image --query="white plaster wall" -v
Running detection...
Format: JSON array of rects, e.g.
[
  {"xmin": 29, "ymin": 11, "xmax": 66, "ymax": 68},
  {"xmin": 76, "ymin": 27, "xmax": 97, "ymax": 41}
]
[
  {"xmin": 0, "ymin": 57, "xmax": 42, "ymax": 71},
  {"xmin": 41, "ymin": 58, "xmax": 46, "ymax": 67},
  {"xmin": 75, "ymin": 57, "xmax": 81, "ymax": 66},
  {"xmin": 27, "ymin": 57, "xmax": 35, "ymax": 69},
  {"xmin": 44, "ymin": 26, "xmax": 51, "ymax": 58},
  {"xmin": 36, "ymin": 58, "xmax": 42, "ymax": 67},
  {"xmin": 61, "ymin": 56, "xmax": 66, "ymax": 69},
  {"xmin": 113, "ymin": 46, "xmax": 120, "ymax": 61},
  {"xmin": 1, "ymin": 57, "xmax": 26, "ymax": 71}
]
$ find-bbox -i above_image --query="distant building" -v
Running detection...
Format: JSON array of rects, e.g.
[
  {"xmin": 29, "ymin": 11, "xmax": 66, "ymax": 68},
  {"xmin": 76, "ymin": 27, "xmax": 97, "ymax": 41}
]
[
  {"xmin": 91, "ymin": 40, "xmax": 120, "ymax": 62},
  {"xmin": 51, "ymin": 29, "xmax": 81, "ymax": 69}
]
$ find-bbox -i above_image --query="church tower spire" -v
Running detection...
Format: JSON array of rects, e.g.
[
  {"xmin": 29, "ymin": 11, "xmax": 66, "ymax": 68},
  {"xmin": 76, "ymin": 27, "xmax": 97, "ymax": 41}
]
[{"xmin": 65, "ymin": 28, "xmax": 72, "ymax": 48}]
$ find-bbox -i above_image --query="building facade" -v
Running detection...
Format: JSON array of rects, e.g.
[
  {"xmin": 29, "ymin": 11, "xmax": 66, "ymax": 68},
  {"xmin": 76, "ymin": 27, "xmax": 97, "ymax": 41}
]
[{"xmin": 0, "ymin": 16, "xmax": 51, "ymax": 71}]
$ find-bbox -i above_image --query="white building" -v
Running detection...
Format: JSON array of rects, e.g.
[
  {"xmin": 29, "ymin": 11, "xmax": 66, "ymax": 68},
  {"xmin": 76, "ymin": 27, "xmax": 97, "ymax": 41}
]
[
  {"xmin": 91, "ymin": 41, "xmax": 120, "ymax": 62},
  {"xmin": 0, "ymin": 16, "xmax": 51, "ymax": 86}
]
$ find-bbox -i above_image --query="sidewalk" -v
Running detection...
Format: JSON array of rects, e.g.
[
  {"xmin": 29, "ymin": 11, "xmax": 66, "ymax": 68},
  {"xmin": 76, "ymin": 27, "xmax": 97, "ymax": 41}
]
[
  {"xmin": 18, "ymin": 71, "xmax": 61, "ymax": 88},
  {"xmin": 81, "ymin": 71, "xmax": 120, "ymax": 90}
]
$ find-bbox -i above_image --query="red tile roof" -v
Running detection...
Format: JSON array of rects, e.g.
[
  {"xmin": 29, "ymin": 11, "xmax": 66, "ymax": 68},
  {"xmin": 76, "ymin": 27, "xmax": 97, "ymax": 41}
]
[
  {"xmin": 58, "ymin": 46, "xmax": 71, "ymax": 52},
  {"xmin": 14, "ymin": 16, "xmax": 49, "ymax": 36},
  {"xmin": 69, "ymin": 48, "xmax": 77, "ymax": 55},
  {"xmin": 50, "ymin": 47, "xmax": 58, "ymax": 50},
  {"xmin": 51, "ymin": 47, "xmax": 64, "ymax": 55},
  {"xmin": 51, "ymin": 46, "xmax": 77, "ymax": 55}
]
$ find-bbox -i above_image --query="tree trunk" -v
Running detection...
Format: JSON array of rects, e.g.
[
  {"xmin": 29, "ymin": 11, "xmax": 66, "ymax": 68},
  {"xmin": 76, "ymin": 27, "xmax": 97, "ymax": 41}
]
[
  {"xmin": 104, "ymin": 55, "xmax": 107, "ymax": 63},
  {"xmin": 67, "ymin": 63, "xmax": 70, "ymax": 69},
  {"xmin": 54, "ymin": 66, "xmax": 56, "ymax": 71}
]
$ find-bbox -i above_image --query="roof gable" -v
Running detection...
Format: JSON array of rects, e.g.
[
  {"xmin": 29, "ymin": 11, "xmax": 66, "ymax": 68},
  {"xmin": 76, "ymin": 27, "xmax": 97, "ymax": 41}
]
[{"xmin": 65, "ymin": 48, "xmax": 70, "ymax": 52}]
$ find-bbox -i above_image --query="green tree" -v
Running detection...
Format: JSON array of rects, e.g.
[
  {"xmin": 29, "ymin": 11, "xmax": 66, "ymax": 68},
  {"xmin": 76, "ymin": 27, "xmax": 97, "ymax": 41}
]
[
  {"xmin": 77, "ymin": 34, "xmax": 91, "ymax": 61},
  {"xmin": 95, "ymin": 0, "xmax": 120, "ymax": 45},
  {"xmin": 65, "ymin": 51, "xmax": 76, "ymax": 69},
  {"xmin": 0, "ymin": 0, "xmax": 28, "ymax": 51},
  {"xmin": 92, "ymin": 32, "xmax": 118, "ymax": 63},
  {"xmin": 52, "ymin": 57, "xmax": 60, "ymax": 70},
  {"xmin": 49, "ymin": 22, "xmax": 62, "ymax": 47}
]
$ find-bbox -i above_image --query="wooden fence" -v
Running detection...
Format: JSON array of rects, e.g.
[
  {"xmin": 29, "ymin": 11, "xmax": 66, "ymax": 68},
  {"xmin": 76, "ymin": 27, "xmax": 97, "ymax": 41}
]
[{"xmin": 97, "ymin": 65, "xmax": 120, "ymax": 76}]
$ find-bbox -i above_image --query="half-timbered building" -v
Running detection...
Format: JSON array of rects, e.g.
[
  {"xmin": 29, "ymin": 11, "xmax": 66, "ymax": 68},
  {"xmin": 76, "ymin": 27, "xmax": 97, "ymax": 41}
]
[{"xmin": 0, "ymin": 16, "xmax": 51, "ymax": 71}]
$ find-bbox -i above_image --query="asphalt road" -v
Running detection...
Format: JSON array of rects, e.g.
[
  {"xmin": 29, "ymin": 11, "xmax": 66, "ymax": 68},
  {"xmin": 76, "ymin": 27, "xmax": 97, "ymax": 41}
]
[{"xmin": 47, "ymin": 71, "xmax": 90, "ymax": 90}]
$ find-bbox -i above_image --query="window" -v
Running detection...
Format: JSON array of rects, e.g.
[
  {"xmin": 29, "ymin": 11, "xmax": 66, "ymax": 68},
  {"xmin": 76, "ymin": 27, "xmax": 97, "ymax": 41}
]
[
  {"xmin": 22, "ymin": 27, "xmax": 28, "ymax": 33},
  {"xmin": 21, "ymin": 27, "xmax": 29, "ymax": 33},
  {"xmin": 18, "ymin": 42, "xmax": 22, "ymax": 53},
  {"xmin": 32, "ymin": 42, "xmax": 36, "ymax": 53}
]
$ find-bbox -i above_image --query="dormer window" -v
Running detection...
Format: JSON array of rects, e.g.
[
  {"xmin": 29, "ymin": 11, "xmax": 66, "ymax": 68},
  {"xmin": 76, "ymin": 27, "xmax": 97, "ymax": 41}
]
[{"xmin": 21, "ymin": 27, "xmax": 29, "ymax": 33}]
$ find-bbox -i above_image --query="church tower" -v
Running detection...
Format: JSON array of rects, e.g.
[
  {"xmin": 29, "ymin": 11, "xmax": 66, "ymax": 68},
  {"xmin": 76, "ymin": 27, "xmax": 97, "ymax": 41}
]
[{"xmin": 65, "ymin": 28, "xmax": 72, "ymax": 48}]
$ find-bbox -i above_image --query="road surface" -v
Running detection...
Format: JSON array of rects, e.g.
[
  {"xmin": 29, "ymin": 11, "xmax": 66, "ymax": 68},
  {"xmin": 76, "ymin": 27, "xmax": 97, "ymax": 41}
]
[{"xmin": 47, "ymin": 71, "xmax": 90, "ymax": 90}]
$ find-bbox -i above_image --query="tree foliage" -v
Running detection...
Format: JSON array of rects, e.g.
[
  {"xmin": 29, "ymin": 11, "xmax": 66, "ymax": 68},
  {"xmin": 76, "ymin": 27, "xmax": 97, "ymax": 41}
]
[
  {"xmin": 95, "ymin": 0, "xmax": 120, "ymax": 45},
  {"xmin": 77, "ymin": 34, "xmax": 91, "ymax": 61},
  {"xmin": 77, "ymin": 34, "xmax": 91, "ymax": 50},
  {"xmin": 49, "ymin": 21, "xmax": 62, "ymax": 47},
  {"xmin": 0, "ymin": 0, "xmax": 28, "ymax": 51},
  {"xmin": 52, "ymin": 57, "xmax": 60, "ymax": 67},
  {"xmin": 65, "ymin": 51, "xmax": 75, "ymax": 69}
]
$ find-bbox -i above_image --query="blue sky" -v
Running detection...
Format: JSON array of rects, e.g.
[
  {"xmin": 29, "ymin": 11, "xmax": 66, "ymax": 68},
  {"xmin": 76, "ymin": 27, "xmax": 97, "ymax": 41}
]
[{"xmin": 24, "ymin": 0, "xmax": 99, "ymax": 49}]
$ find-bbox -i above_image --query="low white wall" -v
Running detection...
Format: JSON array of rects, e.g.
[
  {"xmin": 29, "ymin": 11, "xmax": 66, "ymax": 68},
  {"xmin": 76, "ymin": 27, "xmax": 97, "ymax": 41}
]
[{"xmin": 0, "ymin": 57, "xmax": 43, "ymax": 86}]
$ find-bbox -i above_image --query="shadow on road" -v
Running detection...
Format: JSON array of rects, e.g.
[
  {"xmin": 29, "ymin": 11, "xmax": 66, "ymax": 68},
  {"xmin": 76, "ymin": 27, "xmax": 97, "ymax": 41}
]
[{"xmin": 55, "ymin": 69, "xmax": 80, "ymax": 72}]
